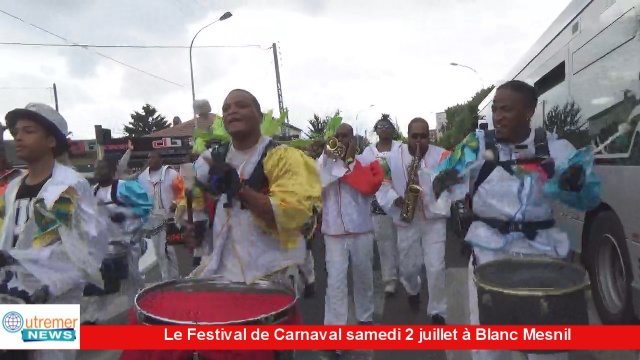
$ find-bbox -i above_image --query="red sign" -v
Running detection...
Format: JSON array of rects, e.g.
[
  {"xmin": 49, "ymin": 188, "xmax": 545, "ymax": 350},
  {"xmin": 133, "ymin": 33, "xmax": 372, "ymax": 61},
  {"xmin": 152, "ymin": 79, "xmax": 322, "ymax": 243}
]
[{"xmin": 152, "ymin": 137, "xmax": 183, "ymax": 149}]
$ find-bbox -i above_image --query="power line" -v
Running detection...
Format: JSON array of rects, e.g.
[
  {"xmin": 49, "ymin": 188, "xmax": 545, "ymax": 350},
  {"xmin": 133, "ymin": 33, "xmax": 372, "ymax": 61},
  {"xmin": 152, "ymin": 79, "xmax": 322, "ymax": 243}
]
[
  {"xmin": 0, "ymin": 42, "xmax": 264, "ymax": 49},
  {"xmin": 0, "ymin": 9, "xmax": 184, "ymax": 87}
]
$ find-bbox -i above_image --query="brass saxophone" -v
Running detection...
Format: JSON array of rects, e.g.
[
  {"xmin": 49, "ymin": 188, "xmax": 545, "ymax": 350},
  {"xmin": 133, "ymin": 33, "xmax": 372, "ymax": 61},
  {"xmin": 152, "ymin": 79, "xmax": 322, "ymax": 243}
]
[
  {"xmin": 400, "ymin": 144, "xmax": 422, "ymax": 223},
  {"xmin": 326, "ymin": 137, "xmax": 346, "ymax": 161}
]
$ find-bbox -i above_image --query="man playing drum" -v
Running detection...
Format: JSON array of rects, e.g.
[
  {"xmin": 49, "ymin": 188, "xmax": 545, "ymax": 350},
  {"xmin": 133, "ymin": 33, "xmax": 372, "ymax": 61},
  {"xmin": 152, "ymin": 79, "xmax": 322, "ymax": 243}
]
[
  {"xmin": 0, "ymin": 103, "xmax": 107, "ymax": 360},
  {"xmin": 190, "ymin": 89, "xmax": 322, "ymax": 292},
  {"xmin": 82, "ymin": 159, "xmax": 153, "ymax": 324},
  {"xmin": 138, "ymin": 151, "xmax": 182, "ymax": 281},
  {"xmin": 433, "ymin": 80, "xmax": 599, "ymax": 360}
]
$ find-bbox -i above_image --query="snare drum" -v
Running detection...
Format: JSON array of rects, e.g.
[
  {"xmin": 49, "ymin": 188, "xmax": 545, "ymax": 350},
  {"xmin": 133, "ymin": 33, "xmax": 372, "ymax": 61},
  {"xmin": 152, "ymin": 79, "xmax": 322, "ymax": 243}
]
[
  {"xmin": 474, "ymin": 257, "xmax": 589, "ymax": 354},
  {"xmin": 134, "ymin": 276, "xmax": 298, "ymax": 325},
  {"xmin": 84, "ymin": 241, "xmax": 130, "ymax": 296}
]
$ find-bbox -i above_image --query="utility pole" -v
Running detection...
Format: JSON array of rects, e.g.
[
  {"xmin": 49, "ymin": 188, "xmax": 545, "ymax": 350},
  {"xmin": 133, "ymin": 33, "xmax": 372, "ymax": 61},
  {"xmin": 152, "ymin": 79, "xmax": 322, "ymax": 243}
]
[
  {"xmin": 272, "ymin": 43, "xmax": 289, "ymax": 137},
  {"xmin": 53, "ymin": 83, "xmax": 59, "ymax": 111}
]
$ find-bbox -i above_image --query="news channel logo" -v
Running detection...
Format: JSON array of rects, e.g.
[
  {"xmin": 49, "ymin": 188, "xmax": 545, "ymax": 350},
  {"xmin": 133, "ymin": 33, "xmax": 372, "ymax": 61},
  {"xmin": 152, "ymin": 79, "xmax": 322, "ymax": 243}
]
[{"xmin": 0, "ymin": 305, "xmax": 80, "ymax": 350}]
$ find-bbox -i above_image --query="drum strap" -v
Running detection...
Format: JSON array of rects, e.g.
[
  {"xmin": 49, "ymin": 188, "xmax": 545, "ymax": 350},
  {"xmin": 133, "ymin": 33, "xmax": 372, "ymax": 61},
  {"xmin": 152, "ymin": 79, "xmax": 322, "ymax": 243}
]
[
  {"xmin": 474, "ymin": 216, "xmax": 555, "ymax": 241},
  {"xmin": 210, "ymin": 140, "xmax": 279, "ymax": 209},
  {"xmin": 472, "ymin": 128, "xmax": 549, "ymax": 197}
]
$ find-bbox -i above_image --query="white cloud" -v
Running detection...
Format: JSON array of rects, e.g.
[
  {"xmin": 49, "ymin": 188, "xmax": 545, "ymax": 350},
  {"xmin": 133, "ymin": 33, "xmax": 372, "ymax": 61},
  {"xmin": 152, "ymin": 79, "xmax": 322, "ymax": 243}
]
[{"xmin": 0, "ymin": 0, "xmax": 571, "ymax": 140}]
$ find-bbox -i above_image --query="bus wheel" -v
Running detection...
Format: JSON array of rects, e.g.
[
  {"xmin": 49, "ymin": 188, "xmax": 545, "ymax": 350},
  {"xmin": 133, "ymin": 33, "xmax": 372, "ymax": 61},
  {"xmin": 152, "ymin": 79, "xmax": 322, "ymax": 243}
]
[{"xmin": 587, "ymin": 211, "xmax": 634, "ymax": 324}]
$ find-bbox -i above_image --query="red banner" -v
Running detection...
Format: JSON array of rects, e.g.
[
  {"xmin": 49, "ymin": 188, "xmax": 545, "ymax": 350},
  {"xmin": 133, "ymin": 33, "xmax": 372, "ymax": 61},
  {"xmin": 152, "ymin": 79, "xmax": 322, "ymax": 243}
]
[{"xmin": 79, "ymin": 325, "xmax": 640, "ymax": 350}]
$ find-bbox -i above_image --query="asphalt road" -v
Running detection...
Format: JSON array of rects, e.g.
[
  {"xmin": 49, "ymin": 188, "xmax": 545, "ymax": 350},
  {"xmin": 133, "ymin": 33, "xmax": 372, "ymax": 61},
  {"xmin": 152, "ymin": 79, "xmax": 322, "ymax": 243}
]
[{"xmin": 77, "ymin": 226, "xmax": 639, "ymax": 360}]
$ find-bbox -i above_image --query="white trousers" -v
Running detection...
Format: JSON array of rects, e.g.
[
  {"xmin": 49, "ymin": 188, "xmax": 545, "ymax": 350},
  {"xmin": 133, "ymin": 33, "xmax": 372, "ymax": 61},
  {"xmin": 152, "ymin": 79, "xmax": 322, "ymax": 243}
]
[
  {"xmin": 468, "ymin": 248, "xmax": 568, "ymax": 360},
  {"xmin": 396, "ymin": 218, "xmax": 447, "ymax": 317},
  {"xmin": 299, "ymin": 250, "xmax": 315, "ymax": 284},
  {"xmin": 372, "ymin": 214, "xmax": 398, "ymax": 283},
  {"xmin": 324, "ymin": 233, "xmax": 374, "ymax": 325},
  {"xmin": 151, "ymin": 230, "xmax": 180, "ymax": 281}
]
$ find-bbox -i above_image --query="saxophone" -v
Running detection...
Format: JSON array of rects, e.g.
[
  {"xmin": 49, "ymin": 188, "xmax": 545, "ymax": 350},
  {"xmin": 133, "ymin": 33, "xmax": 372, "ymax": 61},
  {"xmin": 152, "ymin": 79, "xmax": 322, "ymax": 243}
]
[{"xmin": 400, "ymin": 144, "xmax": 422, "ymax": 223}]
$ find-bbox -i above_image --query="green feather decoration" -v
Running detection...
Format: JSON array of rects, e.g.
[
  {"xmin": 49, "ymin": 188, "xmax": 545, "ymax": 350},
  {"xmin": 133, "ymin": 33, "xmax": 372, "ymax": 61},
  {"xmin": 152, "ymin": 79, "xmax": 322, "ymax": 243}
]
[
  {"xmin": 323, "ymin": 113, "xmax": 343, "ymax": 140},
  {"xmin": 210, "ymin": 115, "xmax": 231, "ymax": 142},
  {"xmin": 260, "ymin": 110, "xmax": 287, "ymax": 138},
  {"xmin": 192, "ymin": 110, "xmax": 294, "ymax": 153}
]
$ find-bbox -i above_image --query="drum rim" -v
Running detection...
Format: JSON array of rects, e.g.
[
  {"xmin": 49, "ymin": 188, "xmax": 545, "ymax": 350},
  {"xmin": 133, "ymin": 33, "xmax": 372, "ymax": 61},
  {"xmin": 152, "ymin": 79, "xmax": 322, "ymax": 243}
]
[
  {"xmin": 473, "ymin": 258, "xmax": 589, "ymax": 297},
  {"xmin": 134, "ymin": 276, "xmax": 298, "ymax": 325}
]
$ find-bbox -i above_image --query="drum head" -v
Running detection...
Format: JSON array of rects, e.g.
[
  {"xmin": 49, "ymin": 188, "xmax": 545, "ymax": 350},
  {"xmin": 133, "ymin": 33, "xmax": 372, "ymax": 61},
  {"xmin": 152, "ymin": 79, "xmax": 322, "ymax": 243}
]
[
  {"xmin": 134, "ymin": 276, "xmax": 297, "ymax": 325},
  {"xmin": 475, "ymin": 258, "xmax": 588, "ymax": 296}
]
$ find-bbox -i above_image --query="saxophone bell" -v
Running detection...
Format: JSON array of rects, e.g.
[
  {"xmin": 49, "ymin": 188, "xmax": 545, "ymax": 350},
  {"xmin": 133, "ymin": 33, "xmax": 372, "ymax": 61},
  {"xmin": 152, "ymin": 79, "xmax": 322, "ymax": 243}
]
[{"xmin": 400, "ymin": 184, "xmax": 422, "ymax": 223}]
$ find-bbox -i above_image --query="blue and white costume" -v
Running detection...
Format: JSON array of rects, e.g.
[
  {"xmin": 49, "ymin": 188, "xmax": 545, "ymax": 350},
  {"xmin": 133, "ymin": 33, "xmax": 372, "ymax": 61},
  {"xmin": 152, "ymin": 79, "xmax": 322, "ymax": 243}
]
[{"xmin": 82, "ymin": 179, "xmax": 152, "ymax": 324}]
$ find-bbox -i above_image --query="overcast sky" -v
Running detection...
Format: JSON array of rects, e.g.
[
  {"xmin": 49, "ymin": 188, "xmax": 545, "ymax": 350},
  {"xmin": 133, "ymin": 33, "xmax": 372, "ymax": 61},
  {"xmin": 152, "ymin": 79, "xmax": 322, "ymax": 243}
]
[{"xmin": 0, "ymin": 0, "xmax": 571, "ymax": 140}]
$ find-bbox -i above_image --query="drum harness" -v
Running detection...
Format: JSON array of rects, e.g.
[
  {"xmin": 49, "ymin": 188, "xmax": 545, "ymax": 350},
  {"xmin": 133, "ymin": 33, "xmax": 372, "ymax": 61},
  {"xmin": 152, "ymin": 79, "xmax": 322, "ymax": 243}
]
[
  {"xmin": 468, "ymin": 128, "xmax": 556, "ymax": 269},
  {"xmin": 207, "ymin": 140, "xmax": 304, "ymax": 293}
]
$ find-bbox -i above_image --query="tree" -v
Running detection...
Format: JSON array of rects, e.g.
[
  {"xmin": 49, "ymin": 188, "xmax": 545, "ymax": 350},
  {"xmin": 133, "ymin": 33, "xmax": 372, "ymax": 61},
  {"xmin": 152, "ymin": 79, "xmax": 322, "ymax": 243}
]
[
  {"xmin": 436, "ymin": 86, "xmax": 495, "ymax": 149},
  {"xmin": 304, "ymin": 110, "xmax": 341, "ymax": 139},
  {"xmin": 305, "ymin": 114, "xmax": 327, "ymax": 139},
  {"xmin": 543, "ymin": 101, "xmax": 586, "ymax": 135},
  {"xmin": 123, "ymin": 104, "xmax": 170, "ymax": 137}
]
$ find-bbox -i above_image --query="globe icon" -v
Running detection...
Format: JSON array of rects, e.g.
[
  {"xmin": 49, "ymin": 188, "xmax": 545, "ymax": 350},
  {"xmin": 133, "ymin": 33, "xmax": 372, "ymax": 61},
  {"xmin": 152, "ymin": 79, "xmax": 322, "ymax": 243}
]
[{"xmin": 2, "ymin": 312, "xmax": 23, "ymax": 333}]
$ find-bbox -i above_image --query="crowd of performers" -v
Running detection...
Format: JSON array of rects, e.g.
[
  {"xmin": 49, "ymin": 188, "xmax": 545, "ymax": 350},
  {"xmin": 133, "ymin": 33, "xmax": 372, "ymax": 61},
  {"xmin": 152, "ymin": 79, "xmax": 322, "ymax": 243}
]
[{"xmin": 0, "ymin": 80, "xmax": 602, "ymax": 360}]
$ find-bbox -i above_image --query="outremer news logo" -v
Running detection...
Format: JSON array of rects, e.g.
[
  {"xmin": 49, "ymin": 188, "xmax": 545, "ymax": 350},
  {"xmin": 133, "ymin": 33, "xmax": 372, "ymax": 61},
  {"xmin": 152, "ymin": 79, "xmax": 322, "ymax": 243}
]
[{"xmin": 0, "ymin": 304, "xmax": 80, "ymax": 350}]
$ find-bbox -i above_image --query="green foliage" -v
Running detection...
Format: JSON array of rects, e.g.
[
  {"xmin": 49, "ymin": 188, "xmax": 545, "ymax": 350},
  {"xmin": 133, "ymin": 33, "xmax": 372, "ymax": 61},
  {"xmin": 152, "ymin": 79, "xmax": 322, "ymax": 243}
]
[
  {"xmin": 304, "ymin": 110, "xmax": 342, "ymax": 140},
  {"xmin": 123, "ymin": 104, "xmax": 170, "ymax": 137},
  {"xmin": 305, "ymin": 114, "xmax": 326, "ymax": 139},
  {"xmin": 436, "ymin": 86, "xmax": 494, "ymax": 150}
]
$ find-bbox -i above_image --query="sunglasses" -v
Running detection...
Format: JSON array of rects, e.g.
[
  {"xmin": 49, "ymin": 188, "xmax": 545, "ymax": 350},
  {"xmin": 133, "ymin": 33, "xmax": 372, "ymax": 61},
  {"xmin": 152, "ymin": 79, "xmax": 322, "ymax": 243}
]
[{"xmin": 410, "ymin": 133, "xmax": 430, "ymax": 140}]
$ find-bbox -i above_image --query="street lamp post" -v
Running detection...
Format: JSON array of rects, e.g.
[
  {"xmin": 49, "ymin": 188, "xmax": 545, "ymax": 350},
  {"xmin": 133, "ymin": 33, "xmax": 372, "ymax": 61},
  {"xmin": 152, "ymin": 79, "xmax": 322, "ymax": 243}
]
[
  {"xmin": 190, "ymin": 11, "xmax": 233, "ymax": 129},
  {"xmin": 450, "ymin": 62, "xmax": 485, "ymax": 88}
]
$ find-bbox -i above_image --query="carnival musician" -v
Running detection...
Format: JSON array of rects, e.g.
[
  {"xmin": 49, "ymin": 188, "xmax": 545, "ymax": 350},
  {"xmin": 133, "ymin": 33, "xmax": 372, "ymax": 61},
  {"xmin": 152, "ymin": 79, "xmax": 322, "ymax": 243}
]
[
  {"xmin": 138, "ymin": 151, "xmax": 182, "ymax": 281},
  {"xmin": 175, "ymin": 153, "xmax": 212, "ymax": 268},
  {"xmin": 295, "ymin": 142, "xmax": 325, "ymax": 298},
  {"xmin": 375, "ymin": 117, "xmax": 449, "ymax": 324},
  {"xmin": 318, "ymin": 122, "xmax": 384, "ymax": 357},
  {"xmin": 82, "ymin": 159, "xmax": 152, "ymax": 324},
  {"xmin": 433, "ymin": 80, "xmax": 598, "ymax": 360},
  {"xmin": 360, "ymin": 115, "xmax": 403, "ymax": 295},
  {"xmin": 0, "ymin": 103, "xmax": 107, "ymax": 360},
  {"xmin": 190, "ymin": 89, "xmax": 322, "ymax": 292}
]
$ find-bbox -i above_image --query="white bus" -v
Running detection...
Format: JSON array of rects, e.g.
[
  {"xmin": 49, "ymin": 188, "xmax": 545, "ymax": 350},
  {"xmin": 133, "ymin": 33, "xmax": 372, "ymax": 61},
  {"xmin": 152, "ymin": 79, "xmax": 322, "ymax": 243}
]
[{"xmin": 477, "ymin": 0, "xmax": 640, "ymax": 324}]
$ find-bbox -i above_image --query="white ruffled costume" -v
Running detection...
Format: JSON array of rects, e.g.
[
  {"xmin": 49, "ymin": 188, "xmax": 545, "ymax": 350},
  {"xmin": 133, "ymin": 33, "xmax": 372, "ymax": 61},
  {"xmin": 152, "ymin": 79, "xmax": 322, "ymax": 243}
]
[{"xmin": 0, "ymin": 163, "xmax": 107, "ymax": 360}]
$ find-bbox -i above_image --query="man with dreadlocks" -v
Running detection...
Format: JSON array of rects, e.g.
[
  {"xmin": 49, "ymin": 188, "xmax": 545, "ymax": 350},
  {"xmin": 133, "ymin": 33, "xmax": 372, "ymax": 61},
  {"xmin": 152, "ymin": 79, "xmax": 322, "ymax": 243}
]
[{"xmin": 434, "ymin": 80, "xmax": 600, "ymax": 360}]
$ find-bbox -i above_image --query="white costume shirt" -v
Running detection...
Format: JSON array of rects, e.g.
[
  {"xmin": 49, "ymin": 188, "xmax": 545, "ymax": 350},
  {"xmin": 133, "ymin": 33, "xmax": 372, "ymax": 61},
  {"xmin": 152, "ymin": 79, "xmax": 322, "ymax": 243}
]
[
  {"xmin": 376, "ymin": 143, "xmax": 449, "ymax": 226},
  {"xmin": 317, "ymin": 153, "xmax": 376, "ymax": 235},
  {"xmin": 462, "ymin": 129, "xmax": 576, "ymax": 257}
]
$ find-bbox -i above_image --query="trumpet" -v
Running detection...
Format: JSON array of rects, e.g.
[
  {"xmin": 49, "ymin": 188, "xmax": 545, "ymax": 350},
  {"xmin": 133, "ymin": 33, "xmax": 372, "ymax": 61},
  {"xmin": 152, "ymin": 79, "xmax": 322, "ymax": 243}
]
[{"xmin": 326, "ymin": 137, "xmax": 346, "ymax": 160}]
